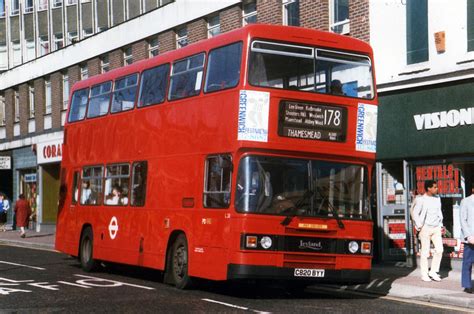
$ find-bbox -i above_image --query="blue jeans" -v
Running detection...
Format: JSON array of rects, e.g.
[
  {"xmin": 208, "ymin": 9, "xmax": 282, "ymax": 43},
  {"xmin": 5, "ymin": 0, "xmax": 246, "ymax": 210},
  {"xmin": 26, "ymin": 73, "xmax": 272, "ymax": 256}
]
[{"xmin": 462, "ymin": 243, "xmax": 474, "ymax": 289}]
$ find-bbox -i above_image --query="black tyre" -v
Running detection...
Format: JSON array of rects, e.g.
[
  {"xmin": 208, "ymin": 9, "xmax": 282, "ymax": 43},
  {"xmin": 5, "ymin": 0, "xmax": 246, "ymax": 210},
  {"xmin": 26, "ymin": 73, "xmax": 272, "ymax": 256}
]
[
  {"xmin": 170, "ymin": 234, "xmax": 193, "ymax": 289},
  {"xmin": 79, "ymin": 227, "xmax": 98, "ymax": 272}
]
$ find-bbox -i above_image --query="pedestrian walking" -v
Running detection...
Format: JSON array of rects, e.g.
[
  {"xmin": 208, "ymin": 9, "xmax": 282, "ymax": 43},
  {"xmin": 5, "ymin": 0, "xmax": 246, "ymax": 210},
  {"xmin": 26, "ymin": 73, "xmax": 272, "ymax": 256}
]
[
  {"xmin": 460, "ymin": 187, "xmax": 474, "ymax": 293},
  {"xmin": 0, "ymin": 193, "xmax": 7, "ymax": 232},
  {"xmin": 412, "ymin": 180, "xmax": 444, "ymax": 282},
  {"xmin": 14, "ymin": 194, "xmax": 32, "ymax": 238}
]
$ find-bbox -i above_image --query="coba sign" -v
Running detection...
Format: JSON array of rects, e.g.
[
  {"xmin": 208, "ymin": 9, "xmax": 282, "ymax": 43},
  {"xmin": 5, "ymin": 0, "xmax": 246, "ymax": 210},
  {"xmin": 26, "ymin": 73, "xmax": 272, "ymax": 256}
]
[
  {"xmin": 414, "ymin": 107, "xmax": 474, "ymax": 131},
  {"xmin": 37, "ymin": 139, "xmax": 63, "ymax": 164}
]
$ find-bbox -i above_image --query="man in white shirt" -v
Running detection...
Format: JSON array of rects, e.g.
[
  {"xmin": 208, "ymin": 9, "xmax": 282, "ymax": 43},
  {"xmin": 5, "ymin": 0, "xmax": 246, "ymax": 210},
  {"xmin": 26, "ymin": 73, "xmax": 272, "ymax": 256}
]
[
  {"xmin": 460, "ymin": 187, "xmax": 474, "ymax": 293},
  {"xmin": 412, "ymin": 180, "xmax": 444, "ymax": 282}
]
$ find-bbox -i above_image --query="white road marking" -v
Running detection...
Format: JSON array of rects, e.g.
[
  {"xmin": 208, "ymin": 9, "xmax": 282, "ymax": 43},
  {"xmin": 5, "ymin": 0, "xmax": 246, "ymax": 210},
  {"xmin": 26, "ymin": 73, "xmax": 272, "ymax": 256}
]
[
  {"xmin": 201, "ymin": 298, "xmax": 270, "ymax": 313},
  {"xmin": 57, "ymin": 281, "xmax": 92, "ymax": 289},
  {"xmin": 0, "ymin": 261, "xmax": 46, "ymax": 270},
  {"xmin": 74, "ymin": 274, "xmax": 155, "ymax": 290}
]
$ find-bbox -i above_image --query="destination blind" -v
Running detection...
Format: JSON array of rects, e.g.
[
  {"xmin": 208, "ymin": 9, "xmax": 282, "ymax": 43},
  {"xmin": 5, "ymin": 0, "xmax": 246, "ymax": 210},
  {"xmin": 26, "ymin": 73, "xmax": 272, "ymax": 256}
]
[{"xmin": 278, "ymin": 101, "xmax": 347, "ymax": 142}]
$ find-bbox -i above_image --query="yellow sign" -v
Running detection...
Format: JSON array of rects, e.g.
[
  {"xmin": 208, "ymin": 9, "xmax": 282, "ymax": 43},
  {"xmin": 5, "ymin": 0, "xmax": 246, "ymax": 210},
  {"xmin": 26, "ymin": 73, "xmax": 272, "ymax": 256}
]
[{"xmin": 298, "ymin": 223, "xmax": 328, "ymax": 230}]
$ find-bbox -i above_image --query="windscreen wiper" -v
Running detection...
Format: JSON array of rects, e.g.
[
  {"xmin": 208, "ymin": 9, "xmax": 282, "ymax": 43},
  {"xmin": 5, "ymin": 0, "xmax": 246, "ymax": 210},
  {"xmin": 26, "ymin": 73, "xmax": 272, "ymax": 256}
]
[
  {"xmin": 280, "ymin": 190, "xmax": 313, "ymax": 226},
  {"xmin": 316, "ymin": 187, "xmax": 345, "ymax": 229}
]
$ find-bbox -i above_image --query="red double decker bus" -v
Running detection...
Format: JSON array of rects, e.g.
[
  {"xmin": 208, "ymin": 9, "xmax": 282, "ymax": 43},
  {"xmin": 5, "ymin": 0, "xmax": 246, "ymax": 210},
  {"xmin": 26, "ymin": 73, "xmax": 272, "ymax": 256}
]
[{"xmin": 56, "ymin": 24, "xmax": 377, "ymax": 289}]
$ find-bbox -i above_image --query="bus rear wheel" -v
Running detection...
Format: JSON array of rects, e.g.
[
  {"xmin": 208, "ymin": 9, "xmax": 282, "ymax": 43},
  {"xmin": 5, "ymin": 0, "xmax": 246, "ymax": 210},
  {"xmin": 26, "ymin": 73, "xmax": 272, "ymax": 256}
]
[
  {"xmin": 79, "ymin": 227, "xmax": 98, "ymax": 272},
  {"xmin": 170, "ymin": 234, "xmax": 193, "ymax": 289}
]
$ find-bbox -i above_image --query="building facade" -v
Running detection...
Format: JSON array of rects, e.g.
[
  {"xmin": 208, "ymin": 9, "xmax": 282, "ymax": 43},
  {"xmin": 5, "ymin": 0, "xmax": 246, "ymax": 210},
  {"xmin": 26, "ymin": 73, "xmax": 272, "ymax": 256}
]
[
  {"xmin": 0, "ymin": 0, "xmax": 371, "ymax": 232},
  {"xmin": 371, "ymin": 0, "xmax": 474, "ymax": 262}
]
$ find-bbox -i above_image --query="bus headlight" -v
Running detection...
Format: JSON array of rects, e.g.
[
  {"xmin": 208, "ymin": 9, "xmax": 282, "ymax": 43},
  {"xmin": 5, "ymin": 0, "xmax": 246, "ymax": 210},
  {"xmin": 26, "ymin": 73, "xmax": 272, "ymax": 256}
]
[
  {"xmin": 246, "ymin": 236, "xmax": 258, "ymax": 248},
  {"xmin": 260, "ymin": 236, "xmax": 272, "ymax": 249},
  {"xmin": 361, "ymin": 242, "xmax": 371, "ymax": 254},
  {"xmin": 348, "ymin": 241, "xmax": 359, "ymax": 254}
]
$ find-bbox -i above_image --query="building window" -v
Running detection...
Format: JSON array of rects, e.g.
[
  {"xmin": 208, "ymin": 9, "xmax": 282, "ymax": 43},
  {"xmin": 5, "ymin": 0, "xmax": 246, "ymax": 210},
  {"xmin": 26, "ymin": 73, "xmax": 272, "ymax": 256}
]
[
  {"xmin": 11, "ymin": 41, "xmax": 21, "ymax": 66},
  {"xmin": 25, "ymin": 0, "xmax": 34, "ymax": 13},
  {"xmin": 148, "ymin": 37, "xmax": 159, "ymax": 57},
  {"xmin": 123, "ymin": 47, "xmax": 133, "ymax": 65},
  {"xmin": 0, "ymin": 95, "xmax": 5, "ymax": 126},
  {"xmin": 283, "ymin": 0, "xmax": 300, "ymax": 26},
  {"xmin": 38, "ymin": 0, "xmax": 48, "ymax": 10},
  {"xmin": 68, "ymin": 32, "xmax": 78, "ymax": 45},
  {"xmin": 176, "ymin": 27, "xmax": 188, "ymax": 49},
  {"xmin": 83, "ymin": 28, "xmax": 94, "ymax": 38},
  {"xmin": 10, "ymin": 0, "xmax": 19, "ymax": 15},
  {"xmin": 0, "ymin": 0, "xmax": 5, "ymax": 17},
  {"xmin": 29, "ymin": 86, "xmax": 35, "ymax": 118},
  {"xmin": 0, "ymin": 44, "xmax": 6, "ymax": 69},
  {"xmin": 39, "ymin": 36, "xmax": 49, "ymax": 56},
  {"xmin": 45, "ymin": 80, "xmax": 52, "ymax": 115},
  {"xmin": 100, "ymin": 55, "xmax": 110, "ymax": 73},
  {"xmin": 468, "ymin": 0, "xmax": 474, "ymax": 52},
  {"xmin": 67, "ymin": 0, "xmax": 78, "ymax": 4},
  {"xmin": 54, "ymin": 34, "xmax": 64, "ymax": 50},
  {"xmin": 80, "ymin": 64, "xmax": 88, "ymax": 80},
  {"xmin": 52, "ymin": 0, "xmax": 63, "ymax": 8},
  {"xmin": 242, "ymin": 1, "xmax": 257, "ymax": 25},
  {"xmin": 330, "ymin": 0, "xmax": 350, "ymax": 34},
  {"xmin": 25, "ymin": 39, "xmax": 35, "ymax": 62},
  {"xmin": 406, "ymin": 0, "xmax": 428, "ymax": 64},
  {"xmin": 207, "ymin": 15, "xmax": 220, "ymax": 38},
  {"xmin": 14, "ymin": 90, "xmax": 19, "ymax": 122},
  {"xmin": 63, "ymin": 74, "xmax": 69, "ymax": 110}
]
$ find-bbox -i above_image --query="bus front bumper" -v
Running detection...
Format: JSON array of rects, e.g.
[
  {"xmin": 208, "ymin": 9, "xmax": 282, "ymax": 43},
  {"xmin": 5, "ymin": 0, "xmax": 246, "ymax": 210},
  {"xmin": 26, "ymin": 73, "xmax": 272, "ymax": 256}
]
[{"xmin": 227, "ymin": 264, "xmax": 370, "ymax": 284}]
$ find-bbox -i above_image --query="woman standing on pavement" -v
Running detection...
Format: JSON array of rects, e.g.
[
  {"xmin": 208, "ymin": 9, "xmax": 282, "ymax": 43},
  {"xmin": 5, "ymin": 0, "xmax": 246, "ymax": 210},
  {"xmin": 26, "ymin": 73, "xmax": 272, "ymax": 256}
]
[
  {"xmin": 14, "ymin": 194, "xmax": 31, "ymax": 238},
  {"xmin": 0, "ymin": 193, "xmax": 6, "ymax": 232}
]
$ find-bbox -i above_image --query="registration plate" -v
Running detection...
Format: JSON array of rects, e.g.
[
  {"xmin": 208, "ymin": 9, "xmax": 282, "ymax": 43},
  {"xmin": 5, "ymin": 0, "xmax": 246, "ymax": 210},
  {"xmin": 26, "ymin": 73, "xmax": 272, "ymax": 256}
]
[{"xmin": 294, "ymin": 268, "xmax": 325, "ymax": 278}]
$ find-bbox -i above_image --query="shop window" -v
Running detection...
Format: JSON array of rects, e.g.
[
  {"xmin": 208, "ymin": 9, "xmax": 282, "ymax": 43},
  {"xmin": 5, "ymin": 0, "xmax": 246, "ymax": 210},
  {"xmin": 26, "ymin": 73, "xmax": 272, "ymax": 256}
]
[
  {"xmin": 138, "ymin": 64, "xmax": 169, "ymax": 107},
  {"xmin": 406, "ymin": 0, "xmax": 428, "ymax": 64},
  {"xmin": 72, "ymin": 171, "xmax": 80, "ymax": 205},
  {"xmin": 111, "ymin": 73, "xmax": 138, "ymax": 113},
  {"xmin": 131, "ymin": 161, "xmax": 147, "ymax": 207},
  {"xmin": 87, "ymin": 81, "xmax": 112, "ymax": 118},
  {"xmin": 169, "ymin": 53, "xmax": 205, "ymax": 100},
  {"xmin": 104, "ymin": 164, "xmax": 130, "ymax": 206},
  {"xmin": 68, "ymin": 88, "xmax": 89, "ymax": 122},
  {"xmin": 81, "ymin": 166, "xmax": 103, "ymax": 205},
  {"xmin": 205, "ymin": 42, "xmax": 242, "ymax": 93},
  {"xmin": 203, "ymin": 155, "xmax": 232, "ymax": 208}
]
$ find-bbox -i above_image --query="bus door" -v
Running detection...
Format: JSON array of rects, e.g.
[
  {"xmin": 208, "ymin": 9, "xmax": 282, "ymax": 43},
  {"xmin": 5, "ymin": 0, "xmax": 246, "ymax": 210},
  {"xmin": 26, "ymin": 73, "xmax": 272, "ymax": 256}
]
[
  {"xmin": 196, "ymin": 155, "xmax": 233, "ymax": 274},
  {"xmin": 62, "ymin": 170, "xmax": 81, "ymax": 245}
]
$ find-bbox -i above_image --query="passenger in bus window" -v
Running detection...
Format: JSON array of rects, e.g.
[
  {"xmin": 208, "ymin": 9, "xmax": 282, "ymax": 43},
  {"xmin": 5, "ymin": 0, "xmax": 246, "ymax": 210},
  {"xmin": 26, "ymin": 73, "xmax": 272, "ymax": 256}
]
[
  {"xmin": 330, "ymin": 79, "xmax": 344, "ymax": 95},
  {"xmin": 81, "ymin": 181, "xmax": 92, "ymax": 204},
  {"xmin": 106, "ymin": 185, "xmax": 128, "ymax": 206}
]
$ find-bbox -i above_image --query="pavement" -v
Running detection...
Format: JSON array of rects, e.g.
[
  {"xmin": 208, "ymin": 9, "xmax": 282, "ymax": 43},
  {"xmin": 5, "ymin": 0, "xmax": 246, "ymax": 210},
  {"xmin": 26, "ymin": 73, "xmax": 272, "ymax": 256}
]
[{"xmin": 1, "ymin": 228, "xmax": 474, "ymax": 310}]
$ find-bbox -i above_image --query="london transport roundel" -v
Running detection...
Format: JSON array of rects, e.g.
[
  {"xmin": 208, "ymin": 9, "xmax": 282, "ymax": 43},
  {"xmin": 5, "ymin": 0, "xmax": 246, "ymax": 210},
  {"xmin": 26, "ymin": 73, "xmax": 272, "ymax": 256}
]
[{"xmin": 109, "ymin": 216, "xmax": 119, "ymax": 240}]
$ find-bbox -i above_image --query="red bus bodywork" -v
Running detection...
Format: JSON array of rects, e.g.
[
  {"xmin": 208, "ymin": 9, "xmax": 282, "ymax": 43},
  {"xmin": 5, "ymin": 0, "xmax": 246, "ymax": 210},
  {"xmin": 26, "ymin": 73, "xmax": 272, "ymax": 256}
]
[{"xmin": 56, "ymin": 24, "xmax": 377, "ymax": 286}]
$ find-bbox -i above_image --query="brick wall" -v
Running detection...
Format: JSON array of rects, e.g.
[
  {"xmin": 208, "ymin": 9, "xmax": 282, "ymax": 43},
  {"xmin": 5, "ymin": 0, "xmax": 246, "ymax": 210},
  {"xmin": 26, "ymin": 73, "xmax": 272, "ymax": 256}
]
[
  {"xmin": 220, "ymin": 5, "xmax": 242, "ymax": 33},
  {"xmin": 257, "ymin": 0, "xmax": 282, "ymax": 25},
  {"xmin": 349, "ymin": 0, "xmax": 370, "ymax": 42},
  {"xmin": 51, "ymin": 72, "xmax": 62, "ymax": 130},
  {"xmin": 300, "ymin": 0, "xmax": 329, "ymax": 31},
  {"xmin": 159, "ymin": 30, "xmax": 176, "ymax": 53},
  {"xmin": 68, "ymin": 65, "xmax": 81, "ymax": 92},
  {"xmin": 34, "ymin": 78, "xmax": 45, "ymax": 133},
  {"xmin": 4, "ymin": 89, "xmax": 13, "ymax": 140},
  {"xmin": 87, "ymin": 58, "xmax": 101, "ymax": 77},
  {"xmin": 18, "ymin": 84, "xmax": 28, "ymax": 137},
  {"xmin": 188, "ymin": 18, "xmax": 208, "ymax": 44},
  {"xmin": 109, "ymin": 49, "xmax": 124, "ymax": 70},
  {"xmin": 133, "ymin": 40, "xmax": 148, "ymax": 62}
]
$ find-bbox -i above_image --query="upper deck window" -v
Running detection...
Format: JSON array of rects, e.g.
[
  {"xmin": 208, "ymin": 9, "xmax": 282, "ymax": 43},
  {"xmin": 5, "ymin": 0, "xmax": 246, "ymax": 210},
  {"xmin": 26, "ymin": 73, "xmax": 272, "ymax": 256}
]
[
  {"xmin": 87, "ymin": 81, "xmax": 112, "ymax": 118},
  {"xmin": 68, "ymin": 88, "xmax": 89, "ymax": 122},
  {"xmin": 169, "ymin": 53, "xmax": 205, "ymax": 100},
  {"xmin": 249, "ymin": 40, "xmax": 374, "ymax": 100},
  {"xmin": 111, "ymin": 74, "xmax": 139, "ymax": 113},
  {"xmin": 205, "ymin": 42, "xmax": 242, "ymax": 93},
  {"xmin": 138, "ymin": 64, "xmax": 170, "ymax": 107}
]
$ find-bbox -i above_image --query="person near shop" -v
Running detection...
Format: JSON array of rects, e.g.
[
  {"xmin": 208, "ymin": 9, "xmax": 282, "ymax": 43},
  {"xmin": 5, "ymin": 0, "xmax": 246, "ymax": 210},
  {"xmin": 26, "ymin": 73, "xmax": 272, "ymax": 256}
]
[
  {"xmin": 0, "ymin": 193, "xmax": 8, "ymax": 232},
  {"xmin": 14, "ymin": 194, "xmax": 32, "ymax": 238},
  {"xmin": 460, "ymin": 187, "xmax": 474, "ymax": 294},
  {"xmin": 412, "ymin": 180, "xmax": 444, "ymax": 282}
]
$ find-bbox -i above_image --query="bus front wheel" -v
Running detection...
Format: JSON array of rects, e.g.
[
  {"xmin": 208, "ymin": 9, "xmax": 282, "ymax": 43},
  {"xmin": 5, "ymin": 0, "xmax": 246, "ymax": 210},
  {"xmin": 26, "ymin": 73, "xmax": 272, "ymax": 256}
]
[
  {"xmin": 170, "ymin": 234, "xmax": 193, "ymax": 289},
  {"xmin": 79, "ymin": 227, "xmax": 98, "ymax": 272}
]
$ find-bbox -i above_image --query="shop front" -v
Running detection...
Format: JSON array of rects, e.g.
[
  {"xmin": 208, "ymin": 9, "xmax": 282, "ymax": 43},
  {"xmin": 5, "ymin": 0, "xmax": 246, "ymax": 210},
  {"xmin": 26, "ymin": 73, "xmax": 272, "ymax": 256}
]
[{"xmin": 376, "ymin": 79, "xmax": 474, "ymax": 263}]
